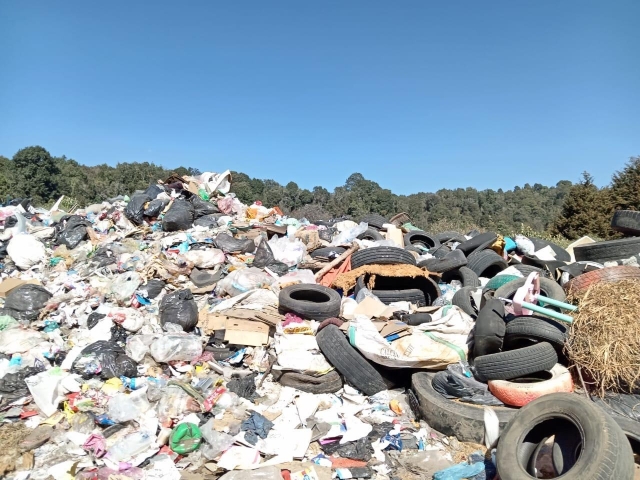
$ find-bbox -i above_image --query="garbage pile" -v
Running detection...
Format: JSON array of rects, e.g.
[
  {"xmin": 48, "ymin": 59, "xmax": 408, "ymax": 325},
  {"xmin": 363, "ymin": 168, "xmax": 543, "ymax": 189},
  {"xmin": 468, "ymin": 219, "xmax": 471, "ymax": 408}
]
[{"xmin": 0, "ymin": 170, "xmax": 638, "ymax": 479}]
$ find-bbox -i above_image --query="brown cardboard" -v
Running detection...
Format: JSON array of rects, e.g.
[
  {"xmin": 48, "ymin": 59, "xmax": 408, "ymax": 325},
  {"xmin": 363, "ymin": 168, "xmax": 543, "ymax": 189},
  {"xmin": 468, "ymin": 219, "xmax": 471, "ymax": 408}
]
[
  {"xmin": 379, "ymin": 321, "xmax": 410, "ymax": 338},
  {"xmin": 224, "ymin": 319, "xmax": 269, "ymax": 346},
  {"xmin": 0, "ymin": 278, "xmax": 41, "ymax": 298},
  {"xmin": 198, "ymin": 307, "xmax": 282, "ymax": 335}
]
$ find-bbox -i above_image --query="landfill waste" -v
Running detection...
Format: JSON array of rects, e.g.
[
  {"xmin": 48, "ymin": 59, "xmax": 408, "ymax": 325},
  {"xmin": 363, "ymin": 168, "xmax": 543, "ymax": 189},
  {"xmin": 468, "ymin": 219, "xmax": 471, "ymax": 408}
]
[{"xmin": 0, "ymin": 174, "xmax": 637, "ymax": 479}]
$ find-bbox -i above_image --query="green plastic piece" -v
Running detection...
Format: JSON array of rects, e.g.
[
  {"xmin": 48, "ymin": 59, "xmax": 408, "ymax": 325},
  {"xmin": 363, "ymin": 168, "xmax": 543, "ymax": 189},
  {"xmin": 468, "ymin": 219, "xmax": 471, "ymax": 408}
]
[
  {"xmin": 483, "ymin": 274, "xmax": 520, "ymax": 292},
  {"xmin": 0, "ymin": 316, "xmax": 18, "ymax": 331},
  {"xmin": 402, "ymin": 223, "xmax": 422, "ymax": 231},
  {"xmin": 170, "ymin": 422, "xmax": 202, "ymax": 454}
]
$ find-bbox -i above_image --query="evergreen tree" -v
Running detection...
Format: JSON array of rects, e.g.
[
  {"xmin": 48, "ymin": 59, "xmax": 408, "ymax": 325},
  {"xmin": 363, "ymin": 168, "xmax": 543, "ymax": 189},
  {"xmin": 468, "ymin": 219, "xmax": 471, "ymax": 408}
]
[
  {"xmin": 11, "ymin": 146, "xmax": 61, "ymax": 204},
  {"xmin": 552, "ymin": 172, "xmax": 612, "ymax": 240},
  {"xmin": 611, "ymin": 156, "xmax": 640, "ymax": 211}
]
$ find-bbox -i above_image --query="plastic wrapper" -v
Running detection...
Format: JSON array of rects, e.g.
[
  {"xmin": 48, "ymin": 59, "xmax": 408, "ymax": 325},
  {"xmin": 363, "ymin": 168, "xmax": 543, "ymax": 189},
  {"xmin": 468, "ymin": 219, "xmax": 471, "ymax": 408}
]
[
  {"xmin": 215, "ymin": 233, "xmax": 255, "ymax": 254},
  {"xmin": 156, "ymin": 384, "xmax": 201, "ymax": 421},
  {"xmin": 194, "ymin": 214, "xmax": 223, "ymax": 228},
  {"xmin": 72, "ymin": 341, "xmax": 138, "ymax": 380},
  {"xmin": 217, "ymin": 267, "xmax": 275, "ymax": 297},
  {"xmin": 432, "ymin": 364, "xmax": 503, "ymax": 406},
  {"xmin": 143, "ymin": 198, "xmax": 168, "ymax": 217},
  {"xmin": 3, "ymin": 284, "xmax": 52, "ymax": 322},
  {"xmin": 162, "ymin": 199, "xmax": 195, "ymax": 232},
  {"xmin": 331, "ymin": 222, "xmax": 368, "ymax": 246},
  {"xmin": 149, "ymin": 334, "xmax": 202, "ymax": 362},
  {"xmin": 124, "ymin": 194, "xmax": 152, "ymax": 225},
  {"xmin": 7, "ymin": 233, "xmax": 47, "ymax": 269},
  {"xmin": 170, "ymin": 423, "xmax": 202, "ymax": 454},
  {"xmin": 183, "ymin": 248, "xmax": 226, "ymax": 269},
  {"xmin": 55, "ymin": 215, "xmax": 93, "ymax": 249},
  {"xmin": 108, "ymin": 389, "xmax": 151, "ymax": 422},
  {"xmin": 252, "ymin": 239, "xmax": 276, "ymax": 268},
  {"xmin": 110, "ymin": 272, "xmax": 142, "ymax": 306},
  {"xmin": 138, "ymin": 279, "xmax": 166, "ymax": 299},
  {"xmin": 268, "ymin": 236, "xmax": 306, "ymax": 267},
  {"xmin": 592, "ymin": 393, "xmax": 640, "ymax": 422},
  {"xmin": 0, "ymin": 326, "xmax": 45, "ymax": 354},
  {"xmin": 190, "ymin": 195, "xmax": 220, "ymax": 218},
  {"xmin": 159, "ymin": 289, "xmax": 198, "ymax": 331}
]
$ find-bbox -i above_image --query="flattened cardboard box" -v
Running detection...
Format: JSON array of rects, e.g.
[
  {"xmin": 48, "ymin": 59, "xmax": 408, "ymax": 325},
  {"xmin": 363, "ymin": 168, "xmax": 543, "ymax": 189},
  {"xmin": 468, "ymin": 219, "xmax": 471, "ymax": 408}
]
[
  {"xmin": 0, "ymin": 278, "xmax": 41, "ymax": 298},
  {"xmin": 224, "ymin": 319, "xmax": 269, "ymax": 347}
]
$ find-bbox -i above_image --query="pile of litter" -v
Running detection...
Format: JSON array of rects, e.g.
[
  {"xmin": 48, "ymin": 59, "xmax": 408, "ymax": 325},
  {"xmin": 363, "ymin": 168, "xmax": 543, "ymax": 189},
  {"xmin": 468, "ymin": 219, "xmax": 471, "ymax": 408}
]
[{"xmin": 0, "ymin": 170, "xmax": 638, "ymax": 479}]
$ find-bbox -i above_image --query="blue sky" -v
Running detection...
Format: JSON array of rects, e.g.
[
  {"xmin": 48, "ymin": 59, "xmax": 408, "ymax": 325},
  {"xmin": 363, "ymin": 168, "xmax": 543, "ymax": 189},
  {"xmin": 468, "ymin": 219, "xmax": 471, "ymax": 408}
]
[{"xmin": 1, "ymin": 1, "xmax": 638, "ymax": 195}]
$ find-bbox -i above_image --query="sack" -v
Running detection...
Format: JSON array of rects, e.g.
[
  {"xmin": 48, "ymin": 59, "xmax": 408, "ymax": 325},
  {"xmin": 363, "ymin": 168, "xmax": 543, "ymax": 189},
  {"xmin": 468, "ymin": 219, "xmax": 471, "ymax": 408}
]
[
  {"xmin": 252, "ymin": 239, "xmax": 276, "ymax": 268},
  {"xmin": 124, "ymin": 194, "xmax": 152, "ymax": 226},
  {"xmin": 3, "ymin": 284, "xmax": 52, "ymax": 322},
  {"xmin": 8, "ymin": 234, "xmax": 47, "ymax": 269},
  {"xmin": 143, "ymin": 198, "xmax": 168, "ymax": 218},
  {"xmin": 215, "ymin": 233, "xmax": 255, "ymax": 254},
  {"xmin": 56, "ymin": 215, "xmax": 93, "ymax": 249},
  {"xmin": 183, "ymin": 248, "xmax": 226, "ymax": 269},
  {"xmin": 162, "ymin": 199, "xmax": 195, "ymax": 232},
  {"xmin": 190, "ymin": 196, "xmax": 220, "ymax": 218},
  {"xmin": 143, "ymin": 183, "xmax": 165, "ymax": 199},
  {"xmin": 194, "ymin": 214, "xmax": 223, "ymax": 228},
  {"xmin": 159, "ymin": 289, "xmax": 198, "ymax": 332},
  {"xmin": 138, "ymin": 279, "xmax": 165, "ymax": 299}
]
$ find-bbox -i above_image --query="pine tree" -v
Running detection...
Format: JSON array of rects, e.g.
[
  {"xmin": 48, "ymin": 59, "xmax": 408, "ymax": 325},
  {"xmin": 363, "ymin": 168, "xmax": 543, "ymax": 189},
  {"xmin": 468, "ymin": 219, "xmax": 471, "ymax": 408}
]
[
  {"xmin": 611, "ymin": 156, "xmax": 640, "ymax": 211},
  {"xmin": 552, "ymin": 172, "xmax": 612, "ymax": 240},
  {"xmin": 11, "ymin": 146, "xmax": 61, "ymax": 204}
]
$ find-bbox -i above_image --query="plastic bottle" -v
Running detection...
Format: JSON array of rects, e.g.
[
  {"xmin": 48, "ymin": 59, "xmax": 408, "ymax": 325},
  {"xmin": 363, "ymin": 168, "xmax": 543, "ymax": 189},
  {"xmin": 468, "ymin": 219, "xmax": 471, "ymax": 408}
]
[
  {"xmin": 121, "ymin": 376, "xmax": 147, "ymax": 390},
  {"xmin": 107, "ymin": 431, "xmax": 155, "ymax": 462},
  {"xmin": 198, "ymin": 188, "xmax": 210, "ymax": 201}
]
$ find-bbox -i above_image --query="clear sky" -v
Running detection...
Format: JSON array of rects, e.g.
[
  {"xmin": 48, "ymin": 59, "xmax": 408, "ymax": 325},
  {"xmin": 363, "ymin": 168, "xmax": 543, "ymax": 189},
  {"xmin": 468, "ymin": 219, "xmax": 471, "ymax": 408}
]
[{"xmin": 1, "ymin": 1, "xmax": 638, "ymax": 195}]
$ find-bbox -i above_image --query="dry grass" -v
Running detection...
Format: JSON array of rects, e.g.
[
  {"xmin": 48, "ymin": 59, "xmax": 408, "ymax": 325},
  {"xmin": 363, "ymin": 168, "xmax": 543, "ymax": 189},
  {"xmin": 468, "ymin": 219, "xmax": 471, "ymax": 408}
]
[{"xmin": 566, "ymin": 280, "xmax": 640, "ymax": 396}]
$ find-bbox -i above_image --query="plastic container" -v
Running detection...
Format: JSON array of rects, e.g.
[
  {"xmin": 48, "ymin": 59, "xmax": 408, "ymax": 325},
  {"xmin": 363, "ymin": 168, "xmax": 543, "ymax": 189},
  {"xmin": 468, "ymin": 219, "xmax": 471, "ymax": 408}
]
[
  {"xmin": 149, "ymin": 334, "xmax": 203, "ymax": 362},
  {"xmin": 107, "ymin": 431, "xmax": 155, "ymax": 462}
]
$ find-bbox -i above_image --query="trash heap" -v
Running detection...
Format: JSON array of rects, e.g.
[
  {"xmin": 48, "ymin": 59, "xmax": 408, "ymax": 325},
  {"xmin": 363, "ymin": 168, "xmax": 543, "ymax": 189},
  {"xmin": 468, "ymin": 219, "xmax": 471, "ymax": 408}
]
[{"xmin": 0, "ymin": 170, "xmax": 639, "ymax": 479}]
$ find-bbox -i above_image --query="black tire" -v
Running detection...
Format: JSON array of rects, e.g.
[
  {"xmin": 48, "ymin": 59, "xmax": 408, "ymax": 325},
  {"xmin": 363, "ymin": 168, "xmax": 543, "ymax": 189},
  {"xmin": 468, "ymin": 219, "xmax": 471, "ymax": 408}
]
[
  {"xmin": 354, "ymin": 275, "xmax": 439, "ymax": 307},
  {"xmin": 474, "ymin": 342, "xmax": 558, "ymax": 381},
  {"xmin": 404, "ymin": 231, "xmax": 440, "ymax": 249},
  {"xmin": 511, "ymin": 263, "xmax": 548, "ymax": 278},
  {"xmin": 493, "ymin": 277, "xmax": 566, "ymax": 303},
  {"xmin": 482, "ymin": 274, "xmax": 521, "ymax": 294},
  {"xmin": 435, "ymin": 231, "xmax": 467, "ymax": 244},
  {"xmin": 529, "ymin": 238, "xmax": 571, "ymax": 262},
  {"xmin": 496, "ymin": 393, "xmax": 634, "ymax": 479},
  {"xmin": 442, "ymin": 266, "xmax": 480, "ymax": 288},
  {"xmin": 401, "ymin": 312, "xmax": 432, "ymax": 326},
  {"xmin": 611, "ymin": 210, "xmax": 640, "ymax": 236},
  {"xmin": 316, "ymin": 324, "xmax": 387, "ymax": 396},
  {"xmin": 404, "ymin": 245, "xmax": 423, "ymax": 254},
  {"xmin": 357, "ymin": 227, "xmax": 384, "ymax": 241},
  {"xmin": 574, "ymin": 237, "xmax": 640, "ymax": 264},
  {"xmin": 351, "ymin": 247, "xmax": 416, "ymax": 269},
  {"xmin": 467, "ymin": 250, "xmax": 508, "ymax": 278},
  {"xmin": 473, "ymin": 298, "xmax": 506, "ymax": 357},
  {"xmin": 452, "ymin": 286, "xmax": 480, "ymax": 318},
  {"xmin": 310, "ymin": 246, "xmax": 346, "ymax": 260},
  {"xmin": 429, "ymin": 244, "xmax": 451, "ymax": 259},
  {"xmin": 417, "ymin": 249, "xmax": 467, "ymax": 273},
  {"xmin": 457, "ymin": 232, "xmax": 498, "ymax": 255},
  {"xmin": 503, "ymin": 316, "xmax": 568, "ymax": 351},
  {"xmin": 361, "ymin": 214, "xmax": 388, "ymax": 230},
  {"xmin": 411, "ymin": 372, "xmax": 517, "ymax": 444},
  {"xmin": 279, "ymin": 284, "xmax": 342, "ymax": 321},
  {"xmin": 275, "ymin": 370, "xmax": 343, "ymax": 394},
  {"xmin": 611, "ymin": 416, "xmax": 640, "ymax": 455}
]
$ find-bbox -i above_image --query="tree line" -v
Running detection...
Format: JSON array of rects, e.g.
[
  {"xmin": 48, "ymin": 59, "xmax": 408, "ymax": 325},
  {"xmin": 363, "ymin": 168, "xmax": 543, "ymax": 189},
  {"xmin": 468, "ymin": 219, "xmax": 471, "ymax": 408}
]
[{"xmin": 1, "ymin": 146, "xmax": 638, "ymax": 241}]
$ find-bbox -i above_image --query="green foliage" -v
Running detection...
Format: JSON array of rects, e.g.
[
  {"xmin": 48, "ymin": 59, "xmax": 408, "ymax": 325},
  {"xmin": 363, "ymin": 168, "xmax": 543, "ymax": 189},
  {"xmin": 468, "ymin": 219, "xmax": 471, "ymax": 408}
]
[
  {"xmin": 551, "ymin": 172, "xmax": 613, "ymax": 240},
  {"xmin": 11, "ymin": 146, "xmax": 61, "ymax": 204},
  {"xmin": 611, "ymin": 156, "xmax": 640, "ymax": 211}
]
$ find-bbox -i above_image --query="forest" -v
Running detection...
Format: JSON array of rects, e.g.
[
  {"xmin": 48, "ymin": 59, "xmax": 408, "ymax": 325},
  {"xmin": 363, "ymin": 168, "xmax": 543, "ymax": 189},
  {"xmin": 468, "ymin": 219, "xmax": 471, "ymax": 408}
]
[{"xmin": 1, "ymin": 146, "xmax": 638, "ymax": 241}]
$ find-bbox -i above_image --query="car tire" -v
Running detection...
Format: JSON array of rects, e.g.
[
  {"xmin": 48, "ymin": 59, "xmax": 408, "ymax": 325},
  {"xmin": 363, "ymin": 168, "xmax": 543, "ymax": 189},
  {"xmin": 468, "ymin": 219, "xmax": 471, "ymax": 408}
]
[
  {"xmin": 574, "ymin": 237, "xmax": 640, "ymax": 264},
  {"xmin": 488, "ymin": 364, "xmax": 573, "ymax": 407},
  {"xmin": 442, "ymin": 267, "xmax": 480, "ymax": 288},
  {"xmin": 361, "ymin": 214, "xmax": 388, "ymax": 230},
  {"xmin": 451, "ymin": 286, "xmax": 480, "ymax": 318},
  {"xmin": 494, "ymin": 277, "xmax": 566, "ymax": 303},
  {"xmin": 528, "ymin": 238, "xmax": 571, "ymax": 262},
  {"xmin": 354, "ymin": 275, "xmax": 440, "ymax": 307},
  {"xmin": 611, "ymin": 210, "xmax": 640, "ymax": 236},
  {"xmin": 457, "ymin": 232, "xmax": 498, "ymax": 256},
  {"xmin": 279, "ymin": 284, "xmax": 342, "ymax": 321},
  {"xmin": 411, "ymin": 372, "xmax": 517, "ymax": 444},
  {"xmin": 474, "ymin": 342, "xmax": 558, "ymax": 381},
  {"xmin": 417, "ymin": 249, "xmax": 467, "ymax": 273},
  {"xmin": 496, "ymin": 393, "xmax": 634, "ymax": 479},
  {"xmin": 503, "ymin": 315, "xmax": 568, "ymax": 351},
  {"xmin": 483, "ymin": 274, "xmax": 522, "ymax": 294},
  {"xmin": 351, "ymin": 247, "xmax": 416, "ymax": 269},
  {"xmin": 310, "ymin": 246, "xmax": 346, "ymax": 261},
  {"xmin": 357, "ymin": 227, "xmax": 384, "ymax": 241},
  {"xmin": 404, "ymin": 231, "xmax": 440, "ymax": 249},
  {"xmin": 316, "ymin": 324, "xmax": 387, "ymax": 396},
  {"xmin": 564, "ymin": 265, "xmax": 640, "ymax": 295},
  {"xmin": 275, "ymin": 370, "xmax": 343, "ymax": 394},
  {"xmin": 467, "ymin": 250, "xmax": 508, "ymax": 278},
  {"xmin": 435, "ymin": 231, "xmax": 467, "ymax": 244},
  {"xmin": 473, "ymin": 298, "xmax": 506, "ymax": 357}
]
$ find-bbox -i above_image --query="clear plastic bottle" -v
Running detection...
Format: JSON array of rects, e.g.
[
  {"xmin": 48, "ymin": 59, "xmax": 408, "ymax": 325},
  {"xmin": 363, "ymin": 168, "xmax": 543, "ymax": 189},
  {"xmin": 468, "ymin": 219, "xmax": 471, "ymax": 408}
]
[{"xmin": 107, "ymin": 431, "xmax": 154, "ymax": 462}]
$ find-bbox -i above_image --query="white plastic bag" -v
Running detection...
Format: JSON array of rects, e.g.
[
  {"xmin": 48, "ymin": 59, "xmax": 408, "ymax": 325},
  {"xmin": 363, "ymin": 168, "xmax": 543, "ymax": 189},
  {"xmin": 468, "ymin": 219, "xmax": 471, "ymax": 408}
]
[
  {"xmin": 7, "ymin": 234, "xmax": 46, "ymax": 269},
  {"xmin": 217, "ymin": 267, "xmax": 275, "ymax": 297},
  {"xmin": 0, "ymin": 326, "xmax": 45, "ymax": 354},
  {"xmin": 150, "ymin": 334, "xmax": 203, "ymax": 362},
  {"xmin": 109, "ymin": 390, "xmax": 151, "ymax": 422},
  {"xmin": 183, "ymin": 249, "xmax": 226, "ymax": 269},
  {"xmin": 108, "ymin": 307, "xmax": 146, "ymax": 332},
  {"xmin": 331, "ymin": 222, "xmax": 368, "ymax": 246},
  {"xmin": 110, "ymin": 272, "xmax": 142, "ymax": 306},
  {"xmin": 268, "ymin": 236, "xmax": 306, "ymax": 267},
  {"xmin": 515, "ymin": 235, "xmax": 535, "ymax": 256}
]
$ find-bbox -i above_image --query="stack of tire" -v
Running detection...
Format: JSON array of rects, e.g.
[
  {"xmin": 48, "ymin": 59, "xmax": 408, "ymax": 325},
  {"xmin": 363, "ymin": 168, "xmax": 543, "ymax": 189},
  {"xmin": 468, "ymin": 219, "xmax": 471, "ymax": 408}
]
[{"xmin": 351, "ymin": 245, "xmax": 440, "ymax": 307}]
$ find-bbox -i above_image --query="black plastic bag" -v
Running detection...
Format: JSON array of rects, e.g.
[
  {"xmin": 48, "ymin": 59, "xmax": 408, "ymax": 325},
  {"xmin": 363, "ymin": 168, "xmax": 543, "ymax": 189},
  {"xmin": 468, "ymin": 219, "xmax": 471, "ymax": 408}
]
[
  {"xmin": 159, "ymin": 289, "xmax": 198, "ymax": 331},
  {"xmin": 124, "ymin": 194, "xmax": 152, "ymax": 225},
  {"xmin": 322, "ymin": 437, "xmax": 373, "ymax": 461},
  {"xmin": 143, "ymin": 183, "xmax": 165, "ymax": 199},
  {"xmin": 592, "ymin": 393, "xmax": 640, "ymax": 422},
  {"xmin": 319, "ymin": 228, "xmax": 337, "ymax": 243},
  {"xmin": 190, "ymin": 196, "xmax": 220, "ymax": 218},
  {"xmin": 252, "ymin": 239, "xmax": 275, "ymax": 268},
  {"xmin": 265, "ymin": 262, "xmax": 288, "ymax": 276},
  {"xmin": 4, "ymin": 284, "xmax": 52, "ymax": 322},
  {"xmin": 162, "ymin": 199, "xmax": 195, "ymax": 232},
  {"xmin": 0, "ymin": 364, "xmax": 45, "ymax": 405},
  {"xmin": 194, "ymin": 214, "xmax": 223, "ymax": 228},
  {"xmin": 4, "ymin": 216, "xmax": 17, "ymax": 228},
  {"xmin": 91, "ymin": 245, "xmax": 117, "ymax": 268},
  {"xmin": 0, "ymin": 241, "xmax": 7, "ymax": 259},
  {"xmin": 138, "ymin": 279, "xmax": 165, "ymax": 299},
  {"xmin": 433, "ymin": 364, "xmax": 503, "ymax": 406},
  {"xmin": 143, "ymin": 198, "xmax": 168, "ymax": 218},
  {"xmin": 87, "ymin": 312, "xmax": 106, "ymax": 329},
  {"xmin": 56, "ymin": 215, "xmax": 92, "ymax": 249},
  {"xmin": 72, "ymin": 341, "xmax": 138, "ymax": 380},
  {"xmin": 227, "ymin": 373, "xmax": 258, "ymax": 400},
  {"xmin": 215, "ymin": 233, "xmax": 255, "ymax": 254}
]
